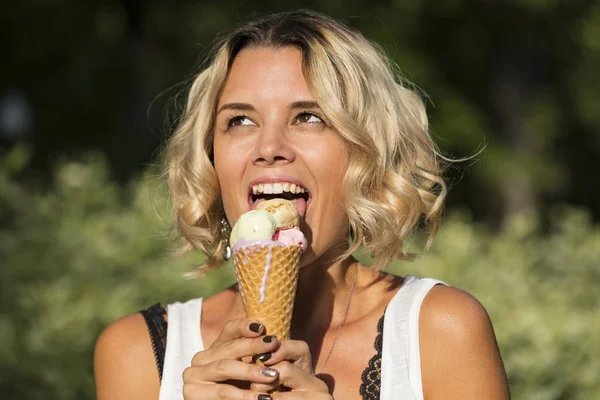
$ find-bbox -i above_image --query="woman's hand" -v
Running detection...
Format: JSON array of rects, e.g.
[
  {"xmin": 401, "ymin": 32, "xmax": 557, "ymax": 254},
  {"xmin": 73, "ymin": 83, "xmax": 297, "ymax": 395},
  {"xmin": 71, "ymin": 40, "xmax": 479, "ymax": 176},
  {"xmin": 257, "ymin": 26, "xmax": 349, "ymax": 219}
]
[
  {"xmin": 182, "ymin": 318, "xmax": 282, "ymax": 400},
  {"xmin": 251, "ymin": 339, "xmax": 333, "ymax": 399}
]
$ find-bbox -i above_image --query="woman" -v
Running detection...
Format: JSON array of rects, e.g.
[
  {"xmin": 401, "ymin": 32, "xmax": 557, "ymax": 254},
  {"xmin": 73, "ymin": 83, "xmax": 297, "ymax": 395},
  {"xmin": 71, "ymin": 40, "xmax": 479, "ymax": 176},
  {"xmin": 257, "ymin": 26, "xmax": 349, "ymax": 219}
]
[{"xmin": 95, "ymin": 10, "xmax": 510, "ymax": 400}]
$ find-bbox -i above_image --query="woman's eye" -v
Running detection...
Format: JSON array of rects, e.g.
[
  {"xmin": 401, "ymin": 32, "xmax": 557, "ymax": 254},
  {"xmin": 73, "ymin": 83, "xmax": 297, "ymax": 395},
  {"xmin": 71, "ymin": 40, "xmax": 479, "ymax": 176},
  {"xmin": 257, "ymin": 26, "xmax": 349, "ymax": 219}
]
[
  {"xmin": 295, "ymin": 112, "xmax": 323, "ymax": 124},
  {"xmin": 227, "ymin": 115, "xmax": 255, "ymax": 127}
]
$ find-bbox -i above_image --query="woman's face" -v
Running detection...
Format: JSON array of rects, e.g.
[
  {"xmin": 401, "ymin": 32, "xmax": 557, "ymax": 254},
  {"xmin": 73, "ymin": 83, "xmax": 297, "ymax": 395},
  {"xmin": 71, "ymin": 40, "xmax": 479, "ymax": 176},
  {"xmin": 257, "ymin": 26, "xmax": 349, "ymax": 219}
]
[{"xmin": 213, "ymin": 46, "xmax": 350, "ymax": 265}]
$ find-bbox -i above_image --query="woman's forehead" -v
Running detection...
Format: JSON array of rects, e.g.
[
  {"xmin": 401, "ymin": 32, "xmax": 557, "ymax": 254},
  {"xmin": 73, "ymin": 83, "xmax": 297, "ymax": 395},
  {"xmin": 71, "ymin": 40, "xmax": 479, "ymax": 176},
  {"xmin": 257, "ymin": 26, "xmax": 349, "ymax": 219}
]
[{"xmin": 218, "ymin": 47, "xmax": 316, "ymax": 107}]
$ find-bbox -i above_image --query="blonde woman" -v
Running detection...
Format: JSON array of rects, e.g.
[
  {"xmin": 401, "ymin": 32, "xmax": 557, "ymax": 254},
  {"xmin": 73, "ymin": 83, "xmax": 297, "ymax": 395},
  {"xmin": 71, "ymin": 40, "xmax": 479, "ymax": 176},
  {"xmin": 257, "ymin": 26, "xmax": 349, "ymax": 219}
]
[{"xmin": 95, "ymin": 10, "xmax": 510, "ymax": 400}]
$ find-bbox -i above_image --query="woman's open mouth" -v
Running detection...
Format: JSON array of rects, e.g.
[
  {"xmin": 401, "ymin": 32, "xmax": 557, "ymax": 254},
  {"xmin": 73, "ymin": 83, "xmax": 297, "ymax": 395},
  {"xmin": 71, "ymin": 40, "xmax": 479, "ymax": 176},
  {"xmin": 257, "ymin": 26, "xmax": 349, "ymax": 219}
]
[{"xmin": 248, "ymin": 182, "xmax": 311, "ymax": 217}]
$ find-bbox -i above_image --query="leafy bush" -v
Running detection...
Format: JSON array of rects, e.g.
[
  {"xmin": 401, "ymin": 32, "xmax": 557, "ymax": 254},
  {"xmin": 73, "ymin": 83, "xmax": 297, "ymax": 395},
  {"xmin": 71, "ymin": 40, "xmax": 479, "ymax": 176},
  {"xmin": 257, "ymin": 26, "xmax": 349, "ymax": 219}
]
[
  {"xmin": 391, "ymin": 210, "xmax": 600, "ymax": 400},
  {"xmin": 1, "ymin": 153, "xmax": 598, "ymax": 399},
  {"xmin": 0, "ymin": 151, "xmax": 234, "ymax": 399}
]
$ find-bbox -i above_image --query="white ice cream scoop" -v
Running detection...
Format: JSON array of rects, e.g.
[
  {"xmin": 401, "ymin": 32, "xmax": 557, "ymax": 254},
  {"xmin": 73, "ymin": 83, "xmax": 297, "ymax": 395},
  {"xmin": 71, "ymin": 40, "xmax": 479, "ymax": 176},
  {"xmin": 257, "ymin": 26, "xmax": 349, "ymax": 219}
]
[{"xmin": 229, "ymin": 209, "xmax": 277, "ymax": 247}]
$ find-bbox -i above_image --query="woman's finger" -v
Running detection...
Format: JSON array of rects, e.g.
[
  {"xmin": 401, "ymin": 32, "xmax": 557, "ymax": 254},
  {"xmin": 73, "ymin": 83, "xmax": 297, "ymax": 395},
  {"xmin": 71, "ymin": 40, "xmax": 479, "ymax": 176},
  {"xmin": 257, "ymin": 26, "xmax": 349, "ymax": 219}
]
[
  {"xmin": 182, "ymin": 382, "xmax": 272, "ymax": 400},
  {"xmin": 268, "ymin": 361, "xmax": 330, "ymax": 393},
  {"xmin": 210, "ymin": 318, "xmax": 265, "ymax": 349},
  {"xmin": 261, "ymin": 339, "xmax": 313, "ymax": 372},
  {"xmin": 192, "ymin": 335, "xmax": 279, "ymax": 366},
  {"xmin": 249, "ymin": 381, "xmax": 279, "ymax": 393},
  {"xmin": 183, "ymin": 359, "xmax": 279, "ymax": 384}
]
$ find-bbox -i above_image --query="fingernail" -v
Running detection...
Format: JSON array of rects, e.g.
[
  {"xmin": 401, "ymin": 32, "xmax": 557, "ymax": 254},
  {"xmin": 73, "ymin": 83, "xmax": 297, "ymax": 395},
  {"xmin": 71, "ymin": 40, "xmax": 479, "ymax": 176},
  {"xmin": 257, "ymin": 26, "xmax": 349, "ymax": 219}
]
[
  {"xmin": 249, "ymin": 323, "xmax": 263, "ymax": 333},
  {"xmin": 257, "ymin": 352, "xmax": 271, "ymax": 362},
  {"xmin": 258, "ymin": 395, "xmax": 272, "ymax": 400},
  {"xmin": 262, "ymin": 335, "xmax": 275, "ymax": 343},
  {"xmin": 261, "ymin": 368, "xmax": 278, "ymax": 378}
]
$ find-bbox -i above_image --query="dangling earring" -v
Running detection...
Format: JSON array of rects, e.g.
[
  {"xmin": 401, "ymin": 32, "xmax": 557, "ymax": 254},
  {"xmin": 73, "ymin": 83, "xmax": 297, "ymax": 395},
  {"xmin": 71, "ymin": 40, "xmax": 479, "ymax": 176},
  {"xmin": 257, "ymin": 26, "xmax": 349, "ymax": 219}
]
[{"xmin": 220, "ymin": 215, "xmax": 232, "ymax": 260}]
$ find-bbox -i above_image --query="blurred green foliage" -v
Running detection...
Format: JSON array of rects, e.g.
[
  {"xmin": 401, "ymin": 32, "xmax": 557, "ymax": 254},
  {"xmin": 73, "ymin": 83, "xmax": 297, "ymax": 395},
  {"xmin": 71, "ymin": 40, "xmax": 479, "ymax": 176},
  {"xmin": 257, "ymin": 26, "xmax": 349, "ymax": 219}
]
[
  {"xmin": 0, "ymin": 151, "xmax": 234, "ymax": 399},
  {"xmin": 2, "ymin": 2, "xmax": 599, "ymax": 399},
  {"xmin": 1, "ymin": 153, "xmax": 599, "ymax": 399}
]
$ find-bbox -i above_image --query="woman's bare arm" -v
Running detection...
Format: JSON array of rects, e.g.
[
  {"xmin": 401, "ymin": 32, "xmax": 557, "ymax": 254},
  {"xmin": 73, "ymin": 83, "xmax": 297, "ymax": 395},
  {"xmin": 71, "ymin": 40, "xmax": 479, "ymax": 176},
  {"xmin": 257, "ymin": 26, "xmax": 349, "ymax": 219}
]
[
  {"xmin": 420, "ymin": 286, "xmax": 510, "ymax": 400},
  {"xmin": 94, "ymin": 313, "xmax": 160, "ymax": 400}
]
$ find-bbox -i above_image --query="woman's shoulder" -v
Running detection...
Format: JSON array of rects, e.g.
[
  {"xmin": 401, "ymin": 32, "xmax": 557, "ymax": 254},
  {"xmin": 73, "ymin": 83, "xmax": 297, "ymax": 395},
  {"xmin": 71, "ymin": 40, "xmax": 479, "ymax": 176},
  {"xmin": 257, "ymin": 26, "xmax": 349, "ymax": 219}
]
[
  {"xmin": 418, "ymin": 285, "xmax": 510, "ymax": 398},
  {"xmin": 420, "ymin": 285, "xmax": 490, "ymax": 330},
  {"xmin": 417, "ymin": 284, "xmax": 494, "ymax": 347},
  {"xmin": 94, "ymin": 312, "xmax": 160, "ymax": 400}
]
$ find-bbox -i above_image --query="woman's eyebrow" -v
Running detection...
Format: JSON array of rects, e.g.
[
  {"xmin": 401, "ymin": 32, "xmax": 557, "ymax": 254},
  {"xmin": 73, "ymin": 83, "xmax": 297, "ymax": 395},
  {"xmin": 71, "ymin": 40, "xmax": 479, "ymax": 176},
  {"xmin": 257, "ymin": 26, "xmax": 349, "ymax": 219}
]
[
  {"xmin": 217, "ymin": 102, "xmax": 255, "ymax": 114},
  {"xmin": 290, "ymin": 101, "xmax": 319, "ymax": 109}
]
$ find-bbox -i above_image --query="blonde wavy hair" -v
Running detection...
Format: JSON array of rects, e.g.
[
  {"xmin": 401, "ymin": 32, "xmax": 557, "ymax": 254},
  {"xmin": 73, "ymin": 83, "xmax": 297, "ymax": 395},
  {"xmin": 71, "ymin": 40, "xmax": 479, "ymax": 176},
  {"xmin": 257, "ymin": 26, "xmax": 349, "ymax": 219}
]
[{"xmin": 166, "ymin": 10, "xmax": 447, "ymax": 272}]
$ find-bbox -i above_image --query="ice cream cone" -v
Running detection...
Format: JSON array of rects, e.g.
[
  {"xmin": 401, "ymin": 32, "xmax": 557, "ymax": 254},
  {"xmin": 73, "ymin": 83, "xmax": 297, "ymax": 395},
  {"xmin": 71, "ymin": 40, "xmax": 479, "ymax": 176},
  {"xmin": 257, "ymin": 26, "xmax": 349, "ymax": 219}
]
[{"xmin": 233, "ymin": 244, "xmax": 302, "ymax": 341}]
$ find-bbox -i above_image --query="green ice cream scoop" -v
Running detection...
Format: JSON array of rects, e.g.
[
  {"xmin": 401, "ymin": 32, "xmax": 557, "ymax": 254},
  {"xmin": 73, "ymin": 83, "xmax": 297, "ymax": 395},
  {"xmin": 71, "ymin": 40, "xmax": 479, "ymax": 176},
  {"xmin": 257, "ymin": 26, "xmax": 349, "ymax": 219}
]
[{"xmin": 229, "ymin": 209, "xmax": 277, "ymax": 247}]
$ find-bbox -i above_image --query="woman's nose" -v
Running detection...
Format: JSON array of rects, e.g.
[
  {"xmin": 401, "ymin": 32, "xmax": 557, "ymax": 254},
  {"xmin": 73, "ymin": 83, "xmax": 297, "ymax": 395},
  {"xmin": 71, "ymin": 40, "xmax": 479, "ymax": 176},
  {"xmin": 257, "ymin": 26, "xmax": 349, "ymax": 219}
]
[{"xmin": 251, "ymin": 123, "xmax": 296, "ymax": 166}]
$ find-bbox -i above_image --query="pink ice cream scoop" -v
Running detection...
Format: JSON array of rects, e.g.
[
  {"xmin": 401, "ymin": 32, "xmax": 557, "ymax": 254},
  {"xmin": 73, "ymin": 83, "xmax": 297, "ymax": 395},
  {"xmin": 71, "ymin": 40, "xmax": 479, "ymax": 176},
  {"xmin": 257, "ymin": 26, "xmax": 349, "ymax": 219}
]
[{"xmin": 273, "ymin": 228, "xmax": 307, "ymax": 251}]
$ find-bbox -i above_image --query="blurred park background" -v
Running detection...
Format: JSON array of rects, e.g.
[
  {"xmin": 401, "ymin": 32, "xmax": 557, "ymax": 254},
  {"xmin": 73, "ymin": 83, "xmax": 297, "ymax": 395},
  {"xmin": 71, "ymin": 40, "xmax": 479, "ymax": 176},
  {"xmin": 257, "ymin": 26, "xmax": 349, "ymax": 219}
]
[{"xmin": 1, "ymin": 0, "xmax": 599, "ymax": 399}]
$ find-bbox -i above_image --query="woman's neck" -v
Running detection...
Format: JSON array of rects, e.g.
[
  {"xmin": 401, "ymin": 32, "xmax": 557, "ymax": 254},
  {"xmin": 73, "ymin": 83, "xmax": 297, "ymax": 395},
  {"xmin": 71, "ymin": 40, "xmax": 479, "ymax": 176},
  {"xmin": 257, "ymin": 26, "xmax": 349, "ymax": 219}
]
[{"xmin": 291, "ymin": 255, "xmax": 359, "ymax": 338}]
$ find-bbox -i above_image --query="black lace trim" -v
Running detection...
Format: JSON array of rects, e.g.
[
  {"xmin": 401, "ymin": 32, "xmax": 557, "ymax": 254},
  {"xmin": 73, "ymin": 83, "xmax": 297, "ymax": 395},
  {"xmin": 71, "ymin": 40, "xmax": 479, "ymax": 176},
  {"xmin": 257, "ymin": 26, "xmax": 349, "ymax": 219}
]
[
  {"xmin": 359, "ymin": 313, "xmax": 384, "ymax": 399},
  {"xmin": 140, "ymin": 303, "xmax": 168, "ymax": 381}
]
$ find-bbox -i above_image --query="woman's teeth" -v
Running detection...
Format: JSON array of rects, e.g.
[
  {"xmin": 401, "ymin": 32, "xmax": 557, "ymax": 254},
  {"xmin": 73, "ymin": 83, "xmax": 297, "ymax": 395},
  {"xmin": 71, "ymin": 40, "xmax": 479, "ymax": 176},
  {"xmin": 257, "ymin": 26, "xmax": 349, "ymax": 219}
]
[{"xmin": 252, "ymin": 182, "xmax": 307, "ymax": 195}]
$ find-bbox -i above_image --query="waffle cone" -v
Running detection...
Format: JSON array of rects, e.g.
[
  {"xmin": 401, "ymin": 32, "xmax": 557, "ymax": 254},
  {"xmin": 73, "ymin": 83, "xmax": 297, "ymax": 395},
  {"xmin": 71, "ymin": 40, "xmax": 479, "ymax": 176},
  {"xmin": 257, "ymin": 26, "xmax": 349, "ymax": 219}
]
[{"xmin": 233, "ymin": 244, "xmax": 302, "ymax": 341}]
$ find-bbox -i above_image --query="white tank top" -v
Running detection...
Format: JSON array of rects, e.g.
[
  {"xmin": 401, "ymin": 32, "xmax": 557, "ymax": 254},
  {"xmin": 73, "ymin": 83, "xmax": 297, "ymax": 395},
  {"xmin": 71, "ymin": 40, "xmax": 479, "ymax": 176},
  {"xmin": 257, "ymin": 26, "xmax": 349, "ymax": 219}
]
[{"xmin": 158, "ymin": 276, "xmax": 446, "ymax": 400}]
